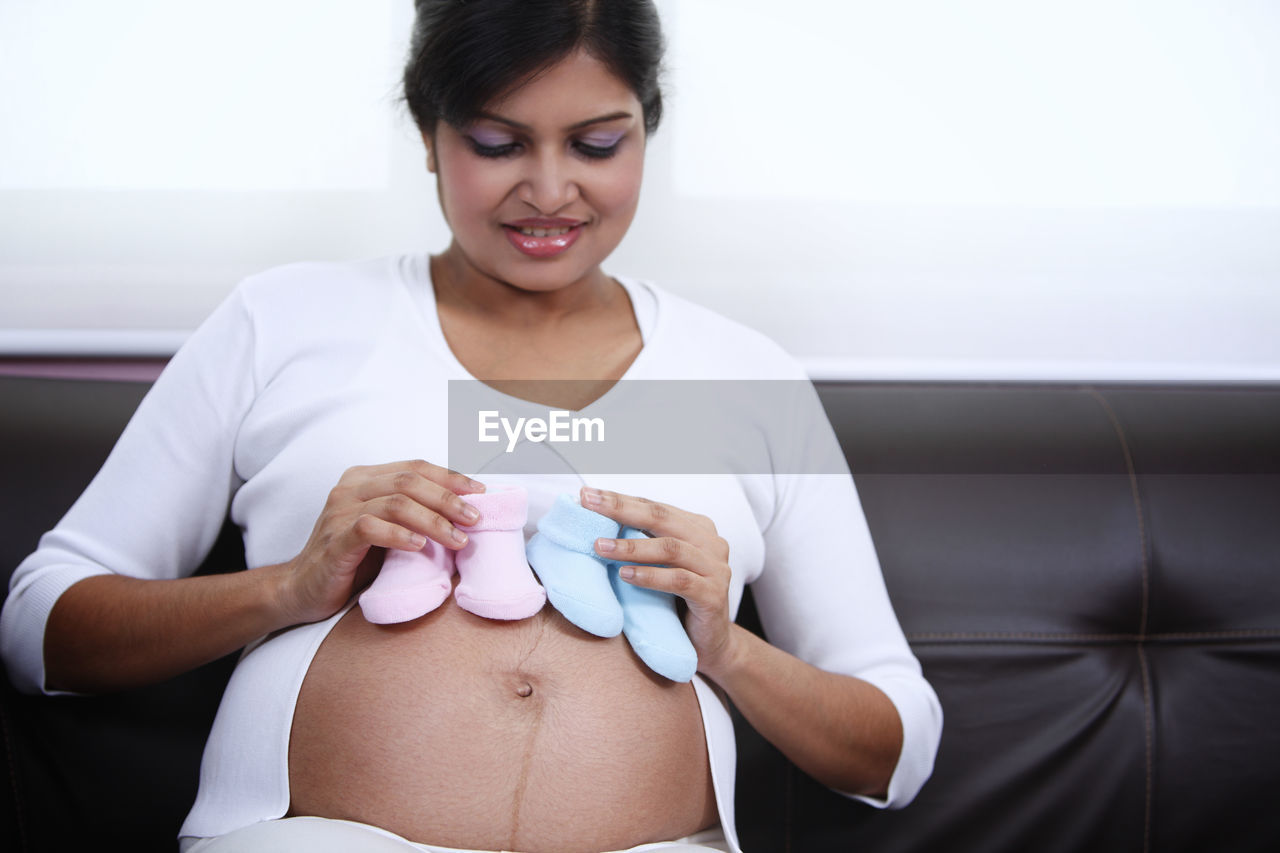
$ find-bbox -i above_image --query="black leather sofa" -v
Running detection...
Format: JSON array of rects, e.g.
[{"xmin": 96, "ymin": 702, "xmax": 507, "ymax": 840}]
[{"xmin": 3, "ymin": 370, "xmax": 1279, "ymax": 852}]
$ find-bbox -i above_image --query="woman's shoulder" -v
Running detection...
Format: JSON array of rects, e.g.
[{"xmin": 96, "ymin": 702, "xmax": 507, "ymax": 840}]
[
  {"xmin": 235, "ymin": 255, "xmax": 409, "ymax": 310},
  {"xmin": 211, "ymin": 255, "xmax": 425, "ymax": 372},
  {"xmin": 623, "ymin": 277, "xmax": 809, "ymax": 381}
]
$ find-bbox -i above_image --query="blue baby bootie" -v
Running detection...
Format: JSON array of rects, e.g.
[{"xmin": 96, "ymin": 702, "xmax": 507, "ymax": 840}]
[
  {"xmin": 608, "ymin": 526, "xmax": 698, "ymax": 682},
  {"xmin": 526, "ymin": 494, "xmax": 624, "ymax": 638}
]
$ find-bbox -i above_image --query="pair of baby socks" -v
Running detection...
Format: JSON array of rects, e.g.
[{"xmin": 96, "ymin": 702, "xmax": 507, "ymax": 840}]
[
  {"xmin": 359, "ymin": 487, "xmax": 697, "ymax": 682},
  {"xmin": 527, "ymin": 494, "xmax": 698, "ymax": 682},
  {"xmin": 358, "ymin": 485, "xmax": 546, "ymax": 624}
]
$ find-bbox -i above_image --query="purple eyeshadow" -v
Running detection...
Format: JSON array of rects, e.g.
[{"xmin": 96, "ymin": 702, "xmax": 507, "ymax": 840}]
[
  {"xmin": 469, "ymin": 128, "xmax": 514, "ymax": 147},
  {"xmin": 580, "ymin": 131, "xmax": 625, "ymax": 148}
]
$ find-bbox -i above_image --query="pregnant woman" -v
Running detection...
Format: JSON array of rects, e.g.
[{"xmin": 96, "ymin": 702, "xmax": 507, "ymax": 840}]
[{"xmin": 0, "ymin": 2, "xmax": 941, "ymax": 851}]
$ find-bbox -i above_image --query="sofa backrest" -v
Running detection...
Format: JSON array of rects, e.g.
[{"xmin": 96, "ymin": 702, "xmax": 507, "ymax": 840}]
[
  {"xmin": 3, "ymin": 374, "xmax": 1279, "ymax": 852},
  {"xmin": 735, "ymin": 382, "xmax": 1280, "ymax": 853}
]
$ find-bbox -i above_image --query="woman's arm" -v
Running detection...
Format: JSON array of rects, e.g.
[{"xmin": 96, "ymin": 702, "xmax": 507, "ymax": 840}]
[
  {"xmin": 700, "ymin": 622, "xmax": 902, "ymax": 798},
  {"xmin": 0, "ymin": 275, "xmax": 490, "ymax": 696},
  {"xmin": 40, "ymin": 461, "xmax": 485, "ymax": 694},
  {"xmin": 1, "ymin": 288, "xmax": 259, "ymax": 696},
  {"xmin": 44, "ymin": 566, "xmax": 297, "ymax": 694}
]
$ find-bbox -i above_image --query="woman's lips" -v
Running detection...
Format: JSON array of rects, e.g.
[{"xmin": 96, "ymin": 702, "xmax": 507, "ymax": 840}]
[{"xmin": 503, "ymin": 219, "xmax": 584, "ymax": 258}]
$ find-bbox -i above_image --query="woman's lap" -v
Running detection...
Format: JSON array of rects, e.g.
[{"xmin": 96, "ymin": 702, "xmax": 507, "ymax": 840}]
[{"xmin": 179, "ymin": 817, "xmax": 729, "ymax": 853}]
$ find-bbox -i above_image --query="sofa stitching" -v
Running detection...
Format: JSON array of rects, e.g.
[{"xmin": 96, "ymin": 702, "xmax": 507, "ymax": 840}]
[
  {"xmin": 1090, "ymin": 388, "xmax": 1155, "ymax": 853},
  {"xmin": 1137, "ymin": 643, "xmax": 1154, "ymax": 853},
  {"xmin": 1089, "ymin": 389, "xmax": 1150, "ymax": 638}
]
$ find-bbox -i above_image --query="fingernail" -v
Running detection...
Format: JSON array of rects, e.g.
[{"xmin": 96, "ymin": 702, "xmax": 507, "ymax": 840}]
[
  {"xmin": 618, "ymin": 566, "xmax": 635, "ymax": 580},
  {"xmin": 409, "ymin": 533, "xmax": 427, "ymax": 549},
  {"xmin": 468, "ymin": 479, "xmax": 486, "ymax": 492},
  {"xmin": 581, "ymin": 487, "xmax": 603, "ymax": 506},
  {"xmin": 461, "ymin": 505, "xmax": 481, "ymax": 523},
  {"xmin": 595, "ymin": 537, "xmax": 616, "ymax": 554},
  {"xmin": 451, "ymin": 528, "xmax": 468, "ymax": 546}
]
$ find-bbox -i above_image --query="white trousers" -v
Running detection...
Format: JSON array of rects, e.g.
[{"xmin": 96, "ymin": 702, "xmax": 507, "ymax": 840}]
[{"xmin": 179, "ymin": 818, "xmax": 730, "ymax": 853}]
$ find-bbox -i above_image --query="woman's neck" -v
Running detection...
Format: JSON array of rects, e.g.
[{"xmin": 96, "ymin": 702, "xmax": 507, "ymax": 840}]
[
  {"xmin": 430, "ymin": 243, "xmax": 620, "ymax": 329},
  {"xmin": 426, "ymin": 243, "xmax": 643, "ymax": 403}
]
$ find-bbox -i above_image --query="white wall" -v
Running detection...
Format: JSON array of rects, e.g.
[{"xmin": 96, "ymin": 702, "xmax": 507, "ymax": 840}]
[{"xmin": 2, "ymin": 0, "xmax": 1277, "ymax": 379}]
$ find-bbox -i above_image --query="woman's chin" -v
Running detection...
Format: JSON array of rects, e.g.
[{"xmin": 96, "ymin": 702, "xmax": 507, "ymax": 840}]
[{"xmin": 489, "ymin": 259, "xmax": 613, "ymax": 296}]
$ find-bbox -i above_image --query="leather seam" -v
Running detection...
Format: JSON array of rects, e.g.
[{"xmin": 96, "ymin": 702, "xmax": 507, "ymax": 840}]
[
  {"xmin": 1092, "ymin": 388, "xmax": 1156, "ymax": 853},
  {"xmin": 1137, "ymin": 644, "xmax": 1154, "ymax": 853},
  {"xmin": 1090, "ymin": 389, "xmax": 1150, "ymax": 638}
]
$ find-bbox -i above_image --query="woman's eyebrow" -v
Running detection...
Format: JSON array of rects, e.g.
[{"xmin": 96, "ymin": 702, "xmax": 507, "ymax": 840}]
[
  {"xmin": 567, "ymin": 111, "xmax": 633, "ymax": 130},
  {"xmin": 473, "ymin": 111, "xmax": 634, "ymax": 132}
]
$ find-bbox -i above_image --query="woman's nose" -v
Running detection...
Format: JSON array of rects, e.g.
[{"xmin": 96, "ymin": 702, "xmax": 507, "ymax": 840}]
[{"xmin": 517, "ymin": 151, "xmax": 579, "ymax": 213}]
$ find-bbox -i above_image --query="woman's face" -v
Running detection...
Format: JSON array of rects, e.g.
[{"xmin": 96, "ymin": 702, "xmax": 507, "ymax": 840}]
[{"xmin": 427, "ymin": 50, "xmax": 646, "ymax": 294}]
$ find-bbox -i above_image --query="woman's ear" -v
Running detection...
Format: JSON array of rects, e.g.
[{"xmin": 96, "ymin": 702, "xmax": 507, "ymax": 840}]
[{"xmin": 421, "ymin": 130, "xmax": 437, "ymax": 174}]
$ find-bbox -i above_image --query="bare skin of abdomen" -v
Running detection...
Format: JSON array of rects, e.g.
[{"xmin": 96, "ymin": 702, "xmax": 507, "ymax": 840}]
[{"xmin": 288, "ymin": 596, "xmax": 718, "ymax": 853}]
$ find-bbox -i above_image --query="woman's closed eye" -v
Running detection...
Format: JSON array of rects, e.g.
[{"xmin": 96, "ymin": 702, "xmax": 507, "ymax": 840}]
[
  {"xmin": 466, "ymin": 133, "xmax": 521, "ymax": 159},
  {"xmin": 573, "ymin": 132, "xmax": 625, "ymax": 160},
  {"xmin": 464, "ymin": 132, "xmax": 625, "ymax": 161}
]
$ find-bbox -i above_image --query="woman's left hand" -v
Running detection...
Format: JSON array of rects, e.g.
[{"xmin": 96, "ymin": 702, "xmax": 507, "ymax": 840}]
[{"xmin": 581, "ymin": 485, "xmax": 742, "ymax": 678}]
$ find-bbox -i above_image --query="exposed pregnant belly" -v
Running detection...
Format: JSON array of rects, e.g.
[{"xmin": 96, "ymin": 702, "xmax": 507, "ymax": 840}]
[{"xmin": 288, "ymin": 597, "xmax": 718, "ymax": 852}]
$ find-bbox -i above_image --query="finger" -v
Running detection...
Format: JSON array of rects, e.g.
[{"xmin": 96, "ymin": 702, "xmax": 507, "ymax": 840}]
[
  {"xmin": 347, "ymin": 511, "xmax": 432, "ymax": 554},
  {"xmin": 596, "ymin": 533, "xmax": 708, "ymax": 575},
  {"xmin": 580, "ymin": 487, "xmax": 710, "ymax": 543},
  {"xmin": 365, "ymin": 494, "xmax": 471, "ymax": 549},
  {"xmin": 353, "ymin": 467, "xmax": 483, "ymax": 529},
  {"xmin": 353, "ymin": 460, "xmax": 486, "ymax": 499},
  {"xmin": 411, "ymin": 460, "xmax": 488, "ymax": 495},
  {"xmin": 614, "ymin": 563, "xmax": 705, "ymax": 600}
]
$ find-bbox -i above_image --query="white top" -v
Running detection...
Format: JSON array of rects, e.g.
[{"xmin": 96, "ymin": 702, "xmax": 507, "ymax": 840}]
[{"xmin": 0, "ymin": 255, "xmax": 942, "ymax": 850}]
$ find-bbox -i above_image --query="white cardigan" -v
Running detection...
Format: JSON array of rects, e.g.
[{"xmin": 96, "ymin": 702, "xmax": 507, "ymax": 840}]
[{"xmin": 0, "ymin": 255, "xmax": 942, "ymax": 849}]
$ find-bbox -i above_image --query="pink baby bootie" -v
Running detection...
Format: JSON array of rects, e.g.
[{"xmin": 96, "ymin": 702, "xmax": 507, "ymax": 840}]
[
  {"xmin": 453, "ymin": 485, "xmax": 547, "ymax": 620},
  {"xmin": 358, "ymin": 537, "xmax": 456, "ymax": 624}
]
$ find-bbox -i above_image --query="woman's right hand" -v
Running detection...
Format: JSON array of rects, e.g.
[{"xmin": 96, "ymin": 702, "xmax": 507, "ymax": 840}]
[{"xmin": 276, "ymin": 460, "xmax": 486, "ymax": 625}]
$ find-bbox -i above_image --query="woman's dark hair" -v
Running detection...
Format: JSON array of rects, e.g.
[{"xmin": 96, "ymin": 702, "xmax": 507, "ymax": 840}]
[{"xmin": 404, "ymin": 0, "xmax": 665, "ymax": 136}]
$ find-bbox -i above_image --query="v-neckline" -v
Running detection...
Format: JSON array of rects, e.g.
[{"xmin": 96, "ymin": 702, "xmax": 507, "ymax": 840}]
[{"xmin": 402, "ymin": 254, "xmax": 658, "ymax": 414}]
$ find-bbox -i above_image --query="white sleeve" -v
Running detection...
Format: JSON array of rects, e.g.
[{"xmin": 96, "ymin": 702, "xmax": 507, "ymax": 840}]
[
  {"xmin": 748, "ymin": 387, "xmax": 943, "ymax": 809},
  {"xmin": 0, "ymin": 286, "xmax": 258, "ymax": 696}
]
